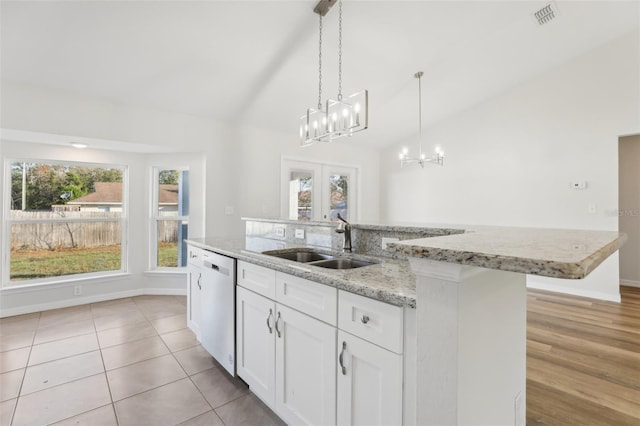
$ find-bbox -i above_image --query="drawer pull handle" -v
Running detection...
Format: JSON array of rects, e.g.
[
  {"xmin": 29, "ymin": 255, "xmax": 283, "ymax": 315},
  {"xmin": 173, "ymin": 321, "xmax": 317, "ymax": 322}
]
[
  {"xmin": 196, "ymin": 274, "xmax": 202, "ymax": 290},
  {"xmin": 361, "ymin": 315, "xmax": 370, "ymax": 324},
  {"xmin": 266, "ymin": 309, "xmax": 273, "ymax": 334},
  {"xmin": 339, "ymin": 341, "xmax": 347, "ymax": 375},
  {"xmin": 275, "ymin": 312, "xmax": 282, "ymax": 338}
]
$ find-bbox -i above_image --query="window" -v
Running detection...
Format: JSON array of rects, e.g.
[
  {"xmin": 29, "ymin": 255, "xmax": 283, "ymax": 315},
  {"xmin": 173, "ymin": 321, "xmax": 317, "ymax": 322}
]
[
  {"xmin": 151, "ymin": 168, "xmax": 189, "ymax": 269},
  {"xmin": 4, "ymin": 160, "xmax": 127, "ymax": 285},
  {"xmin": 281, "ymin": 159, "xmax": 358, "ymax": 222}
]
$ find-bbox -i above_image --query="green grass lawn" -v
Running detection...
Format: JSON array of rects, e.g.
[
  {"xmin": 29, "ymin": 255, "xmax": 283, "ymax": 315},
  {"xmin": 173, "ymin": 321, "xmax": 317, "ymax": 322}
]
[{"xmin": 10, "ymin": 243, "xmax": 180, "ymax": 280}]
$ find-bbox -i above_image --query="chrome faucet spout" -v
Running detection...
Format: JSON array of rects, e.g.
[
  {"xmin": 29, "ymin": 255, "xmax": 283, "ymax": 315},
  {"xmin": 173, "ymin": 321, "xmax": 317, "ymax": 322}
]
[{"xmin": 335, "ymin": 213, "xmax": 352, "ymax": 253}]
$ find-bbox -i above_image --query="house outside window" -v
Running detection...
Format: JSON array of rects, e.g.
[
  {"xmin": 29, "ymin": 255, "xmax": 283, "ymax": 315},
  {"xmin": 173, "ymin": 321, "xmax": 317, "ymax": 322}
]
[
  {"xmin": 151, "ymin": 168, "xmax": 189, "ymax": 269},
  {"xmin": 3, "ymin": 160, "xmax": 127, "ymax": 286}
]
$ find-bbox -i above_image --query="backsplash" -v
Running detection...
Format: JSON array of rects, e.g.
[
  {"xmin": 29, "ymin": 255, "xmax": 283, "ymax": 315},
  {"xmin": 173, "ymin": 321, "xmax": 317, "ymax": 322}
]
[{"xmin": 244, "ymin": 218, "xmax": 465, "ymax": 259}]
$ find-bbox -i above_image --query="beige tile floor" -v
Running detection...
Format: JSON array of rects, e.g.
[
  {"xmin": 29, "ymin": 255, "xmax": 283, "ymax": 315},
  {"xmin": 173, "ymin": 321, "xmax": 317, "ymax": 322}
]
[{"xmin": 0, "ymin": 295, "xmax": 285, "ymax": 426}]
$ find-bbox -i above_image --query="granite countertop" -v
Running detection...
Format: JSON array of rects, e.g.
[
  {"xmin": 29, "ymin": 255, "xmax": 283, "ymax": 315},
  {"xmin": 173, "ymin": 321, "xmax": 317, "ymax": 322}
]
[
  {"xmin": 188, "ymin": 224, "xmax": 626, "ymax": 308},
  {"xmin": 185, "ymin": 237, "xmax": 417, "ymax": 308},
  {"xmin": 389, "ymin": 227, "xmax": 626, "ymax": 279}
]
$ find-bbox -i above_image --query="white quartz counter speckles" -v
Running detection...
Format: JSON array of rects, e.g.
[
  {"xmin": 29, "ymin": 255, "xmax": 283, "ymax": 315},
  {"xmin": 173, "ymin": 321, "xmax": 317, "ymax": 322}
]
[{"xmin": 388, "ymin": 227, "xmax": 626, "ymax": 279}]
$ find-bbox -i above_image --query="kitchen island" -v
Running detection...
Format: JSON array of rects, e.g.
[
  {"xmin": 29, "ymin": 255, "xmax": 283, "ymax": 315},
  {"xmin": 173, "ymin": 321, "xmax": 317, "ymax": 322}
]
[
  {"xmin": 189, "ymin": 218, "xmax": 625, "ymax": 425},
  {"xmin": 387, "ymin": 226, "xmax": 625, "ymax": 426}
]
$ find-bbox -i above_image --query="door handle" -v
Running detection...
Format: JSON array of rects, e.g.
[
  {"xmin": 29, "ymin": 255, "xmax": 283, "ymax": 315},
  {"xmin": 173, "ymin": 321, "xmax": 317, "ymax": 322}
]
[
  {"xmin": 339, "ymin": 341, "xmax": 347, "ymax": 375},
  {"xmin": 361, "ymin": 315, "xmax": 370, "ymax": 324},
  {"xmin": 275, "ymin": 311, "xmax": 282, "ymax": 338},
  {"xmin": 196, "ymin": 273, "xmax": 201, "ymax": 290},
  {"xmin": 266, "ymin": 309, "xmax": 273, "ymax": 334}
]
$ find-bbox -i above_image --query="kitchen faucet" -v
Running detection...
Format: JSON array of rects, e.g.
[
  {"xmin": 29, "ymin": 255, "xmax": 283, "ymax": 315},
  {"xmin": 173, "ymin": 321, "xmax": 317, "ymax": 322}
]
[{"xmin": 335, "ymin": 213, "xmax": 352, "ymax": 253}]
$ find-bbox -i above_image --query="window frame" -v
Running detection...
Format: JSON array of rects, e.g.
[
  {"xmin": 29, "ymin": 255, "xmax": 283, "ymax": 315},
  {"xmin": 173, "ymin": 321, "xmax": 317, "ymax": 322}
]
[
  {"xmin": 2, "ymin": 158, "xmax": 129, "ymax": 287},
  {"xmin": 149, "ymin": 166, "xmax": 190, "ymax": 271}
]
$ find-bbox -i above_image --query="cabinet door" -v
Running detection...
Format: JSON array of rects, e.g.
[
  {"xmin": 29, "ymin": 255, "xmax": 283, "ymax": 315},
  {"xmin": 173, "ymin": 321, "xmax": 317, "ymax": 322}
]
[
  {"xmin": 275, "ymin": 303, "xmax": 337, "ymax": 426},
  {"xmin": 337, "ymin": 330, "xmax": 403, "ymax": 426},
  {"xmin": 236, "ymin": 286, "xmax": 276, "ymax": 407},
  {"xmin": 187, "ymin": 265, "xmax": 202, "ymax": 340}
]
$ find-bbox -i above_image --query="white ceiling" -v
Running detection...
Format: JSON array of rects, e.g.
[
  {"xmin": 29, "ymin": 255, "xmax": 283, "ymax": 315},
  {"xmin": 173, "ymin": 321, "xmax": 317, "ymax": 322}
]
[{"xmin": 2, "ymin": 1, "xmax": 638, "ymax": 149}]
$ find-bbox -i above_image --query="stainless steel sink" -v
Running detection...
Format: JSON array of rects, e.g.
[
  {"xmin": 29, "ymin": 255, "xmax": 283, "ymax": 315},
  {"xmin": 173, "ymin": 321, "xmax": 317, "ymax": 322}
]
[
  {"xmin": 262, "ymin": 249, "xmax": 378, "ymax": 269},
  {"xmin": 310, "ymin": 258, "xmax": 378, "ymax": 270},
  {"xmin": 262, "ymin": 249, "xmax": 334, "ymax": 263}
]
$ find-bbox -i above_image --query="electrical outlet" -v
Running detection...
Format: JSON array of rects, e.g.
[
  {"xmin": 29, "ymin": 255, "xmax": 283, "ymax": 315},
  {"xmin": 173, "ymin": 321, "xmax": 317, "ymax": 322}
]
[
  {"xmin": 381, "ymin": 237, "xmax": 400, "ymax": 250},
  {"xmin": 514, "ymin": 392, "xmax": 524, "ymax": 426},
  {"xmin": 294, "ymin": 229, "xmax": 305, "ymax": 239},
  {"xmin": 74, "ymin": 285, "xmax": 82, "ymax": 296},
  {"xmin": 275, "ymin": 226, "xmax": 285, "ymax": 237}
]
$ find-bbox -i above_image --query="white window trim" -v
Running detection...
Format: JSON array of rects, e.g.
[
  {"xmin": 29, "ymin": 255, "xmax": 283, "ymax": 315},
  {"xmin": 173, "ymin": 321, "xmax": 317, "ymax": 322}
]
[
  {"xmin": 149, "ymin": 167, "xmax": 189, "ymax": 271},
  {"xmin": 2, "ymin": 158, "xmax": 129, "ymax": 288}
]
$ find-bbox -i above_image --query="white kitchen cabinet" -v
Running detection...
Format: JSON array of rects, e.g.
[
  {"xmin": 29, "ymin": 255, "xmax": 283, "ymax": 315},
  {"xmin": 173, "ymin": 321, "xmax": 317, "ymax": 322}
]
[
  {"xmin": 337, "ymin": 290, "xmax": 404, "ymax": 426},
  {"xmin": 336, "ymin": 330, "xmax": 403, "ymax": 426},
  {"xmin": 275, "ymin": 303, "xmax": 336, "ymax": 426},
  {"xmin": 186, "ymin": 245, "xmax": 203, "ymax": 339},
  {"xmin": 237, "ymin": 272, "xmax": 337, "ymax": 426},
  {"xmin": 236, "ymin": 285, "xmax": 276, "ymax": 407}
]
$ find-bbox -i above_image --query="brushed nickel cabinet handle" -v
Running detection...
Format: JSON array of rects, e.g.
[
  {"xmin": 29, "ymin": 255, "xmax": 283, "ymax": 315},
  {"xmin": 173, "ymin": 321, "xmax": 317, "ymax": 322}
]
[
  {"xmin": 339, "ymin": 341, "xmax": 347, "ymax": 375},
  {"xmin": 275, "ymin": 312, "xmax": 282, "ymax": 338},
  {"xmin": 266, "ymin": 309, "xmax": 273, "ymax": 334}
]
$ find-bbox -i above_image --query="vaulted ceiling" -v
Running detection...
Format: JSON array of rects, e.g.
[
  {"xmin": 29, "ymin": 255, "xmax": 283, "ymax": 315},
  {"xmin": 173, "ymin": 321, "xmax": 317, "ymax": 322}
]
[{"xmin": 2, "ymin": 1, "xmax": 638, "ymax": 149}]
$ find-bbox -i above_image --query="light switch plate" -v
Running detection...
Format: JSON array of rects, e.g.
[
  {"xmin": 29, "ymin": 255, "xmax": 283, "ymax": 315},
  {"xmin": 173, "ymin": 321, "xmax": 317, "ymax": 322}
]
[{"xmin": 295, "ymin": 229, "xmax": 305, "ymax": 239}]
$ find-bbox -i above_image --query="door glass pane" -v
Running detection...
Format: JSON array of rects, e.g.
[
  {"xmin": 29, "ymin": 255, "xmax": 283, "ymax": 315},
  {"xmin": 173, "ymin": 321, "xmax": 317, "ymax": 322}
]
[
  {"xmin": 328, "ymin": 174, "xmax": 349, "ymax": 221},
  {"xmin": 289, "ymin": 171, "xmax": 313, "ymax": 221}
]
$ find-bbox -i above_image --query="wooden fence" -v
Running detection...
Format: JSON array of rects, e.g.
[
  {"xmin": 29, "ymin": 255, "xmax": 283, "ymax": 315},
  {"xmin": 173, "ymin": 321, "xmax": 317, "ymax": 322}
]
[{"xmin": 10, "ymin": 211, "xmax": 178, "ymax": 250}]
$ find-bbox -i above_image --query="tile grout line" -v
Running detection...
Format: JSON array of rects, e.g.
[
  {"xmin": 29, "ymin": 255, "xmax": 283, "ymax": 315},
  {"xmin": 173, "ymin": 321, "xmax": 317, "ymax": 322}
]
[
  {"xmin": 93, "ymin": 310, "xmax": 120, "ymax": 426},
  {"xmin": 9, "ymin": 311, "xmax": 41, "ymax": 426}
]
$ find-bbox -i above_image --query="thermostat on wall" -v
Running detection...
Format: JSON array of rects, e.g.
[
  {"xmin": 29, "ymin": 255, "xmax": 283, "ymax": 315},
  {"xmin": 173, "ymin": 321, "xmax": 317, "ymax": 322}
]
[{"xmin": 569, "ymin": 181, "xmax": 588, "ymax": 190}]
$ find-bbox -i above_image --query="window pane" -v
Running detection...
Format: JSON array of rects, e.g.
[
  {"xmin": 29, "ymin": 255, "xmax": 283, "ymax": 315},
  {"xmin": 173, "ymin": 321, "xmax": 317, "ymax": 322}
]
[
  {"xmin": 157, "ymin": 220, "xmax": 188, "ymax": 268},
  {"xmin": 329, "ymin": 174, "xmax": 349, "ymax": 221},
  {"xmin": 156, "ymin": 169, "xmax": 188, "ymax": 217},
  {"xmin": 10, "ymin": 222, "xmax": 122, "ymax": 281},
  {"xmin": 289, "ymin": 171, "xmax": 313, "ymax": 221},
  {"xmin": 10, "ymin": 162, "xmax": 123, "ymax": 214}
]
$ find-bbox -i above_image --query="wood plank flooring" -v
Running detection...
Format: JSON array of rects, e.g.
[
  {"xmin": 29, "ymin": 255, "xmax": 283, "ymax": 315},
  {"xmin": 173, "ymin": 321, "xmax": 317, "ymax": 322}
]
[{"xmin": 526, "ymin": 285, "xmax": 640, "ymax": 425}]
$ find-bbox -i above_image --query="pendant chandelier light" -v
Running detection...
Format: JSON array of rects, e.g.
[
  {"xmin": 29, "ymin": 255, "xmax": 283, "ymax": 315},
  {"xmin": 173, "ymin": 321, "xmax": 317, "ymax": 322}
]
[
  {"xmin": 300, "ymin": 0, "xmax": 368, "ymax": 147},
  {"xmin": 399, "ymin": 71, "xmax": 444, "ymax": 167}
]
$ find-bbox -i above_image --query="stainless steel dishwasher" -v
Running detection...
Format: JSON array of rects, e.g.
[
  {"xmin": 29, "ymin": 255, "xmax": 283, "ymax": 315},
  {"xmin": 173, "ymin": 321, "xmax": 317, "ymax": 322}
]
[{"xmin": 201, "ymin": 251, "xmax": 236, "ymax": 376}]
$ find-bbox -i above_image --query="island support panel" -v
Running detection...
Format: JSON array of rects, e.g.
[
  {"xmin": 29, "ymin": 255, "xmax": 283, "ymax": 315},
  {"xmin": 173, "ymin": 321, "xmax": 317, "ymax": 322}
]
[{"xmin": 410, "ymin": 258, "xmax": 527, "ymax": 426}]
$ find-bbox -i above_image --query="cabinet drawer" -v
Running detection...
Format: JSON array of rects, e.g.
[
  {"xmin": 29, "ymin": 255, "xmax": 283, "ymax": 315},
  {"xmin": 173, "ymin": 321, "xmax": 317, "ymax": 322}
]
[
  {"xmin": 237, "ymin": 261, "xmax": 276, "ymax": 299},
  {"xmin": 338, "ymin": 290, "xmax": 403, "ymax": 354},
  {"xmin": 187, "ymin": 245, "xmax": 203, "ymax": 267},
  {"xmin": 276, "ymin": 273, "xmax": 337, "ymax": 326}
]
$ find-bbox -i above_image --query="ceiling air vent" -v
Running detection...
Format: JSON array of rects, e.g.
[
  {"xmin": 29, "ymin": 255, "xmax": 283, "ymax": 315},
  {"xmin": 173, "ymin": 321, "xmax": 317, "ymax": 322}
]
[{"xmin": 533, "ymin": 2, "xmax": 559, "ymax": 26}]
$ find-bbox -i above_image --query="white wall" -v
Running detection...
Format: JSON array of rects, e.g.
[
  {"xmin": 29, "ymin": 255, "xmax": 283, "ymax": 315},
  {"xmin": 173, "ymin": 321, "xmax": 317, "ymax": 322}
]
[
  {"xmin": 0, "ymin": 81, "xmax": 380, "ymax": 314},
  {"xmin": 380, "ymin": 31, "xmax": 639, "ymax": 301}
]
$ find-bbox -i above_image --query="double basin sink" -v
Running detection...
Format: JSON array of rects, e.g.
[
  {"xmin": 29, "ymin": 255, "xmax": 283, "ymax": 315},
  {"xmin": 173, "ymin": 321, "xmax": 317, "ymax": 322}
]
[{"xmin": 262, "ymin": 249, "xmax": 377, "ymax": 270}]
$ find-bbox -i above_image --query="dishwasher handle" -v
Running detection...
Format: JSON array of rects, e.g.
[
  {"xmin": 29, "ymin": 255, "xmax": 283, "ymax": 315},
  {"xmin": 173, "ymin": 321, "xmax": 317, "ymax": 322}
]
[{"xmin": 203, "ymin": 260, "xmax": 230, "ymax": 276}]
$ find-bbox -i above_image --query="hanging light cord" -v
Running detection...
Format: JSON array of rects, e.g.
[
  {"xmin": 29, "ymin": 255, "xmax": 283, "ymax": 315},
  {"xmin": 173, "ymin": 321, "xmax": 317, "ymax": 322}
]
[
  {"xmin": 337, "ymin": 0, "xmax": 343, "ymax": 101},
  {"xmin": 317, "ymin": 14, "xmax": 323, "ymax": 110}
]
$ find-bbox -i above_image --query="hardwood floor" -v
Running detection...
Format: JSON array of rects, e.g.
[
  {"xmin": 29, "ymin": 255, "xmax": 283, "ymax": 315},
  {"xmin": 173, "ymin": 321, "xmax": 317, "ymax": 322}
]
[{"xmin": 526, "ymin": 285, "xmax": 640, "ymax": 425}]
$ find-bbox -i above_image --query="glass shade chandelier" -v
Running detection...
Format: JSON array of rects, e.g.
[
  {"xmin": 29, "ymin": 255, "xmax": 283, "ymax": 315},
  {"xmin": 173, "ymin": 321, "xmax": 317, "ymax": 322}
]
[
  {"xmin": 300, "ymin": 0, "xmax": 368, "ymax": 147},
  {"xmin": 399, "ymin": 71, "xmax": 444, "ymax": 167}
]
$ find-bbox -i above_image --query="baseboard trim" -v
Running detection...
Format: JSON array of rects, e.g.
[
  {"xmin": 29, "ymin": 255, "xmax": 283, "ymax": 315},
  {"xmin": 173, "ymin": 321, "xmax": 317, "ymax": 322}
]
[
  {"xmin": 526, "ymin": 282, "xmax": 621, "ymax": 303},
  {"xmin": 1, "ymin": 288, "xmax": 186, "ymax": 318},
  {"xmin": 620, "ymin": 279, "xmax": 640, "ymax": 288}
]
